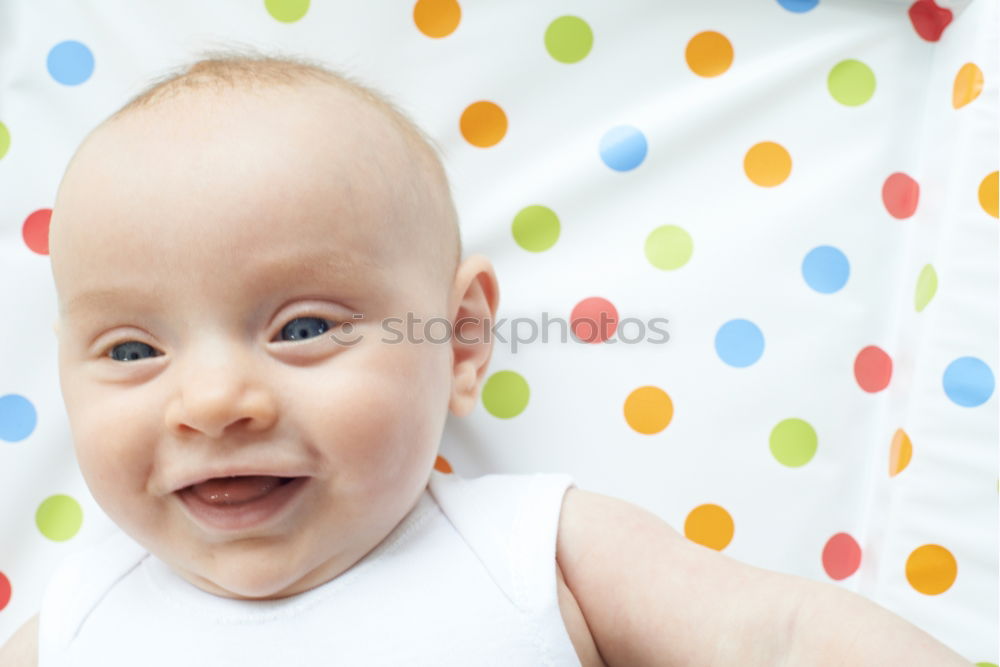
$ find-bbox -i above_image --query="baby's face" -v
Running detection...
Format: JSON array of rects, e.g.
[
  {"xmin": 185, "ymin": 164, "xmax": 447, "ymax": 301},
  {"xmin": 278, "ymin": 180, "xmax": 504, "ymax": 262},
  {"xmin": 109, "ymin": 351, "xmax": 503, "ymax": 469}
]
[{"xmin": 50, "ymin": 87, "xmax": 459, "ymax": 599}]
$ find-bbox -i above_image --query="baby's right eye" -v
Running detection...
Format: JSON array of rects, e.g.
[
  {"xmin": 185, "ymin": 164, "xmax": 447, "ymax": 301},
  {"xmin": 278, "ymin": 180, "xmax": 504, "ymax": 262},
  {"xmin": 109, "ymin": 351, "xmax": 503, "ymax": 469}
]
[{"xmin": 108, "ymin": 341, "xmax": 161, "ymax": 362}]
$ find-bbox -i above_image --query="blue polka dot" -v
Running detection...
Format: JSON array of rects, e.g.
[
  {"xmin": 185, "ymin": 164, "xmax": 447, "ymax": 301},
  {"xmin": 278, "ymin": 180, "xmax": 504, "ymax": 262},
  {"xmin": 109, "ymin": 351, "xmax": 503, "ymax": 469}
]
[
  {"xmin": 802, "ymin": 245, "xmax": 850, "ymax": 293},
  {"xmin": 0, "ymin": 394, "xmax": 37, "ymax": 442},
  {"xmin": 47, "ymin": 41, "xmax": 94, "ymax": 86},
  {"xmin": 600, "ymin": 125, "xmax": 647, "ymax": 171},
  {"xmin": 942, "ymin": 357, "xmax": 994, "ymax": 407},
  {"xmin": 715, "ymin": 319, "xmax": 765, "ymax": 367},
  {"xmin": 777, "ymin": 0, "xmax": 820, "ymax": 12}
]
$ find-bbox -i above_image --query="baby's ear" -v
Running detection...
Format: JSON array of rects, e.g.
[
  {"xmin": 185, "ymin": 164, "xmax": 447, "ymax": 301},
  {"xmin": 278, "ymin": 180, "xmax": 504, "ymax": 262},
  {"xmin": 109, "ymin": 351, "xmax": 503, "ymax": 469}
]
[{"xmin": 448, "ymin": 254, "xmax": 499, "ymax": 417}]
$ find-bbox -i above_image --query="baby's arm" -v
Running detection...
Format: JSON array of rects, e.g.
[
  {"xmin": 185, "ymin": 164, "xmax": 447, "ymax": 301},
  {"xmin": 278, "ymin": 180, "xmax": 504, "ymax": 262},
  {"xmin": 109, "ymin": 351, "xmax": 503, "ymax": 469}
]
[
  {"xmin": 0, "ymin": 613, "xmax": 38, "ymax": 667},
  {"xmin": 556, "ymin": 488, "xmax": 971, "ymax": 666}
]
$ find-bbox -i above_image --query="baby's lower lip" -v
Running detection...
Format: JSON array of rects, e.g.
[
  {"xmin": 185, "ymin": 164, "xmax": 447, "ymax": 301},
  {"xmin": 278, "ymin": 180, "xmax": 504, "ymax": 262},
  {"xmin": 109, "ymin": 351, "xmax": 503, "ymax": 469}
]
[{"xmin": 175, "ymin": 476, "xmax": 310, "ymax": 533}]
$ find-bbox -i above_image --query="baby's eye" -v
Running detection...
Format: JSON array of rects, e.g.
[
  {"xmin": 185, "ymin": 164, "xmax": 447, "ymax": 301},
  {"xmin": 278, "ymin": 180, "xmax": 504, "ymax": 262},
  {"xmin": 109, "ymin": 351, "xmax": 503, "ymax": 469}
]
[
  {"xmin": 277, "ymin": 316, "xmax": 331, "ymax": 342},
  {"xmin": 108, "ymin": 341, "xmax": 161, "ymax": 362}
]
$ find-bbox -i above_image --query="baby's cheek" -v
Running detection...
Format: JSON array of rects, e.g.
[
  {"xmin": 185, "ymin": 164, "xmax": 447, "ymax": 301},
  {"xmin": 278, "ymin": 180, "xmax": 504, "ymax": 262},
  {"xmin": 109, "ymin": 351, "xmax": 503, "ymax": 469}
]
[
  {"xmin": 310, "ymin": 368, "xmax": 437, "ymax": 481},
  {"xmin": 71, "ymin": 391, "xmax": 153, "ymax": 499},
  {"xmin": 315, "ymin": 376, "xmax": 409, "ymax": 460}
]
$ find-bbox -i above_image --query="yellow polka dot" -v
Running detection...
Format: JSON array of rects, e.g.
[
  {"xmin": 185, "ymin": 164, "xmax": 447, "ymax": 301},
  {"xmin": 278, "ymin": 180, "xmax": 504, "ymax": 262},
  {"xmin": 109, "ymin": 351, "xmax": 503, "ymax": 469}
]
[
  {"xmin": 413, "ymin": 0, "xmax": 461, "ymax": 38},
  {"xmin": 624, "ymin": 386, "xmax": 674, "ymax": 434},
  {"xmin": 460, "ymin": 101, "xmax": 507, "ymax": 148},
  {"xmin": 684, "ymin": 504, "xmax": 734, "ymax": 551},
  {"xmin": 685, "ymin": 31, "xmax": 734, "ymax": 77},
  {"xmin": 889, "ymin": 428, "xmax": 912, "ymax": 477},
  {"xmin": 952, "ymin": 63, "xmax": 983, "ymax": 109},
  {"xmin": 979, "ymin": 171, "xmax": 998, "ymax": 218},
  {"xmin": 906, "ymin": 545, "xmax": 957, "ymax": 595},
  {"xmin": 744, "ymin": 141, "xmax": 792, "ymax": 187}
]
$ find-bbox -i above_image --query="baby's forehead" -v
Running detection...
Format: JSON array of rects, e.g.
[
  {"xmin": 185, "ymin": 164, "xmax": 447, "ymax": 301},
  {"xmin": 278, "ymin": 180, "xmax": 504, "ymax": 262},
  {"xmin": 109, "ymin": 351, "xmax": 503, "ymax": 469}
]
[
  {"xmin": 73, "ymin": 88, "xmax": 396, "ymax": 208},
  {"xmin": 52, "ymin": 79, "xmax": 459, "ymax": 294},
  {"xmin": 110, "ymin": 84, "xmax": 408, "ymax": 161}
]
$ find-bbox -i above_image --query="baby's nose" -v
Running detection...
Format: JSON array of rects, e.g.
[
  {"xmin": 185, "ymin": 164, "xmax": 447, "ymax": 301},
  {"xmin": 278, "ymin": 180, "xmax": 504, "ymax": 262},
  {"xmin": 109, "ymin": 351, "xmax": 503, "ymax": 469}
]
[{"xmin": 164, "ymin": 350, "xmax": 278, "ymax": 439}]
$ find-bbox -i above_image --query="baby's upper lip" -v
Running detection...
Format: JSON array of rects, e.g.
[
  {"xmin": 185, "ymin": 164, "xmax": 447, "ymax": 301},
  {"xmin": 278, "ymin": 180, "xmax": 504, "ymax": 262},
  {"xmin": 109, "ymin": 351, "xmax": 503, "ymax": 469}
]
[{"xmin": 170, "ymin": 469, "xmax": 308, "ymax": 494}]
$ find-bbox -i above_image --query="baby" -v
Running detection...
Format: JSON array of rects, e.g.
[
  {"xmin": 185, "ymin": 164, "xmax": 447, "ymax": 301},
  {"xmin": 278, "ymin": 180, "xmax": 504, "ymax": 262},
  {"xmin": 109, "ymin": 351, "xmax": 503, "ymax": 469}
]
[{"xmin": 1, "ymin": 52, "xmax": 972, "ymax": 666}]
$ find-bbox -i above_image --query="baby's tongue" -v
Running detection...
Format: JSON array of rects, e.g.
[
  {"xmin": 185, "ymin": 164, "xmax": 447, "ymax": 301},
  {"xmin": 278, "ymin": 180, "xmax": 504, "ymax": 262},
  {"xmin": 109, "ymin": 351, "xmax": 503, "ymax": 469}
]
[{"xmin": 190, "ymin": 475, "xmax": 283, "ymax": 505}]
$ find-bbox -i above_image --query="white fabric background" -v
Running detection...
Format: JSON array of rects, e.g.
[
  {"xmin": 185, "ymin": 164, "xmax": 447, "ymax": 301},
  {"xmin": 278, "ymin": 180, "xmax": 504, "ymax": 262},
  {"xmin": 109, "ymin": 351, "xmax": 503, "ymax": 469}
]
[{"xmin": 0, "ymin": 0, "xmax": 996, "ymax": 662}]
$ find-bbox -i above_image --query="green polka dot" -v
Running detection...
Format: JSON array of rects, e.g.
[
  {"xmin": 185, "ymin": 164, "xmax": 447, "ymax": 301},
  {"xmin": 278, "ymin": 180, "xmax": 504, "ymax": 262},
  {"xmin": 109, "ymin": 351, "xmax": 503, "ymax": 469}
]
[
  {"xmin": 915, "ymin": 264, "xmax": 937, "ymax": 312},
  {"xmin": 645, "ymin": 225, "xmax": 693, "ymax": 270},
  {"xmin": 36, "ymin": 494, "xmax": 83, "ymax": 541},
  {"xmin": 974, "ymin": 663, "xmax": 998, "ymax": 667},
  {"xmin": 769, "ymin": 418, "xmax": 817, "ymax": 467},
  {"xmin": 512, "ymin": 205, "xmax": 560, "ymax": 252},
  {"xmin": 828, "ymin": 59, "xmax": 876, "ymax": 106},
  {"xmin": 544, "ymin": 16, "xmax": 593, "ymax": 64},
  {"xmin": 482, "ymin": 370, "xmax": 529, "ymax": 418},
  {"xmin": 0, "ymin": 122, "xmax": 9, "ymax": 160},
  {"xmin": 264, "ymin": 0, "xmax": 309, "ymax": 22}
]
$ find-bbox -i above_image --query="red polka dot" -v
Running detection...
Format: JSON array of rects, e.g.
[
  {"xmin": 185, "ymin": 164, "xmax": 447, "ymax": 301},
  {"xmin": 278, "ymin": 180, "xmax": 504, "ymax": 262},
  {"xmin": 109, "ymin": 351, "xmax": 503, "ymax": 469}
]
[
  {"xmin": 854, "ymin": 345, "xmax": 892, "ymax": 393},
  {"xmin": 23, "ymin": 208, "xmax": 52, "ymax": 255},
  {"xmin": 882, "ymin": 172, "xmax": 920, "ymax": 219},
  {"xmin": 0, "ymin": 571, "xmax": 11, "ymax": 611},
  {"xmin": 570, "ymin": 297, "xmax": 619, "ymax": 343},
  {"xmin": 908, "ymin": 0, "xmax": 953, "ymax": 42},
  {"xmin": 822, "ymin": 533, "xmax": 862, "ymax": 580}
]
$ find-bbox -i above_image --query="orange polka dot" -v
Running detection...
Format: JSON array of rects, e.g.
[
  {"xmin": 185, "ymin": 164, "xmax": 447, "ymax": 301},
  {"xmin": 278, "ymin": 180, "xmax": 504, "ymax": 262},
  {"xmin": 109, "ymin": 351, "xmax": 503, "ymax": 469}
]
[
  {"xmin": 685, "ymin": 31, "xmax": 734, "ymax": 77},
  {"xmin": 979, "ymin": 171, "xmax": 998, "ymax": 218},
  {"xmin": 952, "ymin": 63, "xmax": 983, "ymax": 109},
  {"xmin": 906, "ymin": 544, "xmax": 957, "ymax": 595},
  {"xmin": 889, "ymin": 428, "xmax": 912, "ymax": 477},
  {"xmin": 460, "ymin": 101, "xmax": 507, "ymax": 148},
  {"xmin": 434, "ymin": 455, "xmax": 453, "ymax": 473},
  {"xmin": 624, "ymin": 386, "xmax": 674, "ymax": 435},
  {"xmin": 684, "ymin": 504, "xmax": 734, "ymax": 551},
  {"xmin": 413, "ymin": 0, "xmax": 461, "ymax": 38},
  {"xmin": 744, "ymin": 142, "xmax": 792, "ymax": 187}
]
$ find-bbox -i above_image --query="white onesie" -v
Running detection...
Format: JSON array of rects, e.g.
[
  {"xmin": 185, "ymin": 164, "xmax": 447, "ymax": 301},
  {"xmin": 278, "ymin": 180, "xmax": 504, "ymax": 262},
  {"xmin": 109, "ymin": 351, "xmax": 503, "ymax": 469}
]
[{"xmin": 37, "ymin": 469, "xmax": 582, "ymax": 666}]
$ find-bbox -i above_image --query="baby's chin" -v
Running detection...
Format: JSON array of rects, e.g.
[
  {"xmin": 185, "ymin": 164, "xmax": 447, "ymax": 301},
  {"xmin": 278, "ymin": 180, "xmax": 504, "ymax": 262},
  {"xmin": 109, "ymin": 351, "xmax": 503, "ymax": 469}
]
[
  {"xmin": 165, "ymin": 535, "xmax": 353, "ymax": 600},
  {"xmin": 175, "ymin": 557, "xmax": 314, "ymax": 600}
]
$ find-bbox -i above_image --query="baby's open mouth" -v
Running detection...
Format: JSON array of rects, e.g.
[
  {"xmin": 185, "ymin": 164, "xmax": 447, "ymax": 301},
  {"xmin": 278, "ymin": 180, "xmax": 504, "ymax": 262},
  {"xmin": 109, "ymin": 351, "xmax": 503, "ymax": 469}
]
[
  {"xmin": 185, "ymin": 475, "xmax": 298, "ymax": 505},
  {"xmin": 176, "ymin": 475, "xmax": 310, "ymax": 532}
]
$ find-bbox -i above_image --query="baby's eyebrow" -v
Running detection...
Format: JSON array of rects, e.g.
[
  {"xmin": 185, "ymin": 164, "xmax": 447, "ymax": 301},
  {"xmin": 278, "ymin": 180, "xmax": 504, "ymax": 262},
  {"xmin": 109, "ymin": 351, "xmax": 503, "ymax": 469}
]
[
  {"xmin": 60, "ymin": 251, "xmax": 381, "ymax": 319},
  {"xmin": 61, "ymin": 286, "xmax": 149, "ymax": 319}
]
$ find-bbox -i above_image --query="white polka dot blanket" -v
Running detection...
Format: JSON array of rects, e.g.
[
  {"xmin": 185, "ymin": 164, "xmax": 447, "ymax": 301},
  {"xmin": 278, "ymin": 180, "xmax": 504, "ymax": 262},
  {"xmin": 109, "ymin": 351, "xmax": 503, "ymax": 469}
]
[{"xmin": 0, "ymin": 0, "xmax": 995, "ymax": 662}]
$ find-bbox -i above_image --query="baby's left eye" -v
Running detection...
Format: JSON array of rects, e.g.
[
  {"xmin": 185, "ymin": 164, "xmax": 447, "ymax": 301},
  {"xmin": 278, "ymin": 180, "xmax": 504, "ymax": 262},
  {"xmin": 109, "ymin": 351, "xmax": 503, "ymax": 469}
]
[{"xmin": 277, "ymin": 316, "xmax": 332, "ymax": 342}]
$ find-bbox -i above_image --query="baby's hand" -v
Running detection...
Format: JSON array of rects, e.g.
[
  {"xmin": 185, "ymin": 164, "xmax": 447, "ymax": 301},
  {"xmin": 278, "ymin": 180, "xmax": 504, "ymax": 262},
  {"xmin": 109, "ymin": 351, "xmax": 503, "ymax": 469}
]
[{"xmin": 555, "ymin": 488, "xmax": 971, "ymax": 666}]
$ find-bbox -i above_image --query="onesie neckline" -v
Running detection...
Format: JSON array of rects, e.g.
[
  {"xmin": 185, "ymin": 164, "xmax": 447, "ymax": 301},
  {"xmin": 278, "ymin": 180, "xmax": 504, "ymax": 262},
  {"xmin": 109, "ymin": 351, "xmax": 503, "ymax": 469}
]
[{"xmin": 140, "ymin": 487, "xmax": 437, "ymax": 623}]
